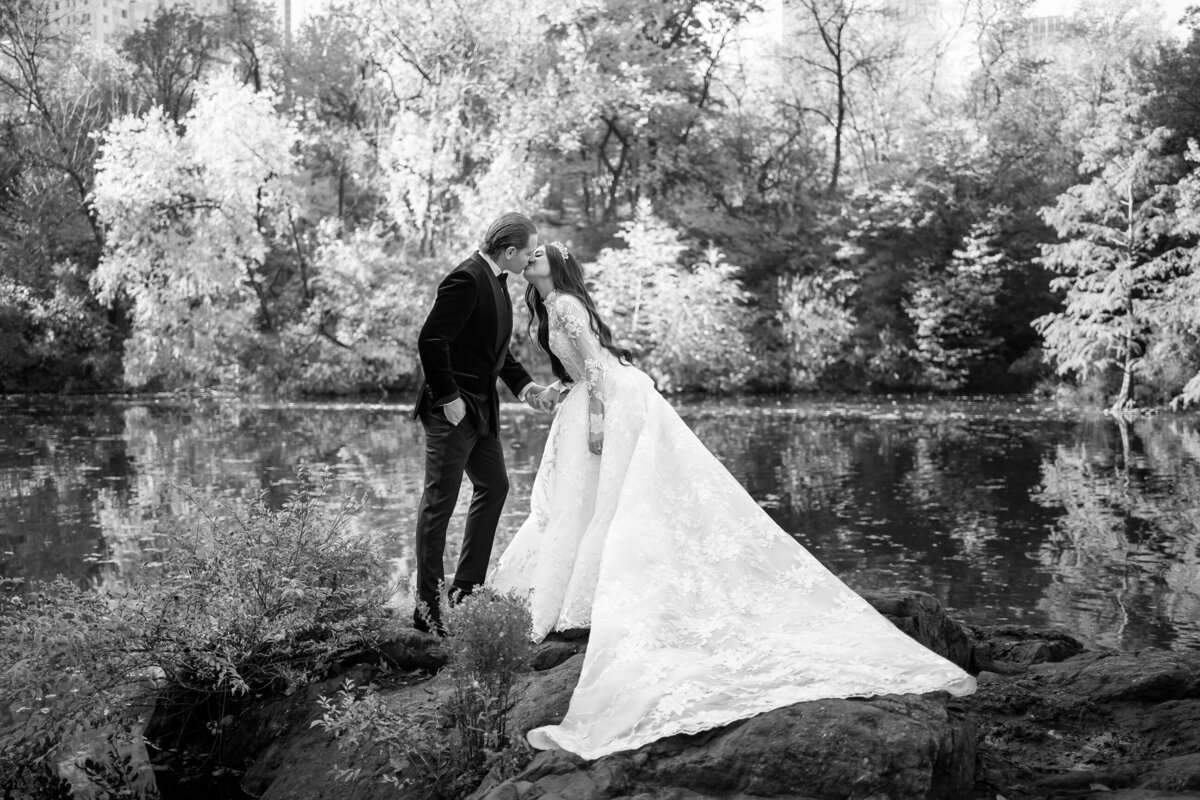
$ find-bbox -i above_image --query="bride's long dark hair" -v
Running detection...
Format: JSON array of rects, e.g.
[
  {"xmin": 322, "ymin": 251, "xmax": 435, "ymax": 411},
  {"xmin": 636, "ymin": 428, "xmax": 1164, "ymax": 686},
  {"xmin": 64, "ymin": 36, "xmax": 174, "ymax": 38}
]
[{"xmin": 525, "ymin": 242, "xmax": 633, "ymax": 384}]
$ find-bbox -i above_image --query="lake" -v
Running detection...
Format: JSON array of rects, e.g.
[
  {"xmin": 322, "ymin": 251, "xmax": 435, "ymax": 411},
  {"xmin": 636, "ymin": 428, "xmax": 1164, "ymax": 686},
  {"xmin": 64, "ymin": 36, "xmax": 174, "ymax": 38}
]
[{"xmin": 2, "ymin": 395, "xmax": 1198, "ymax": 652}]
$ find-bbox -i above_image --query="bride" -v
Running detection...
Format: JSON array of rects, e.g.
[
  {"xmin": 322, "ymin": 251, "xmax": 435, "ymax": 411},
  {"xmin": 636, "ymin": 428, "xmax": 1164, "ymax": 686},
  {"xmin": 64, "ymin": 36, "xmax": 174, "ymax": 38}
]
[{"xmin": 488, "ymin": 242, "xmax": 975, "ymax": 761}]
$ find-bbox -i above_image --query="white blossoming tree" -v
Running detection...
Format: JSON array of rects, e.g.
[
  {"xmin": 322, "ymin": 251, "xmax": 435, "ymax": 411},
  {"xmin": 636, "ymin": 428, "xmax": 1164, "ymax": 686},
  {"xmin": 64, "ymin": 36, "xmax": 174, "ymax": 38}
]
[
  {"xmin": 282, "ymin": 220, "xmax": 433, "ymax": 395},
  {"xmin": 91, "ymin": 73, "xmax": 301, "ymax": 389},
  {"xmin": 588, "ymin": 199, "xmax": 753, "ymax": 392}
]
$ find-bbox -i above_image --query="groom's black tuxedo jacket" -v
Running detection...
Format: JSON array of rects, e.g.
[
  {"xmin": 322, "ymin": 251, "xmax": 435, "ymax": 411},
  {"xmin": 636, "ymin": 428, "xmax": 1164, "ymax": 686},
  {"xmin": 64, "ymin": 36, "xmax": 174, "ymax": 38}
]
[{"xmin": 411, "ymin": 252, "xmax": 533, "ymax": 432}]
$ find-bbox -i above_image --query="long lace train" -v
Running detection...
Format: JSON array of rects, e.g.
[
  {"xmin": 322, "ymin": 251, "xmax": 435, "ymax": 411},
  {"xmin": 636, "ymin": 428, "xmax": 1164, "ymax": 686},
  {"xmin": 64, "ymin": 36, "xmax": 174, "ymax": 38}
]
[{"xmin": 489, "ymin": 293, "xmax": 975, "ymax": 760}]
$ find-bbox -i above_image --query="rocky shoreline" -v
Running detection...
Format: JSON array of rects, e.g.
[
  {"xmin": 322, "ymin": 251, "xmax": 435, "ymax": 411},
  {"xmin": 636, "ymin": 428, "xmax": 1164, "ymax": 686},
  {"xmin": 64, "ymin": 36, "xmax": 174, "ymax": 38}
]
[{"xmin": 144, "ymin": 591, "xmax": 1200, "ymax": 800}]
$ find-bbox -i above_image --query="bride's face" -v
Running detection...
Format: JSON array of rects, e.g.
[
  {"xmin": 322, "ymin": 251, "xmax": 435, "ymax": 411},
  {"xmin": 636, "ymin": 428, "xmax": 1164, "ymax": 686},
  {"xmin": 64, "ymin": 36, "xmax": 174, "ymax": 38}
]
[{"xmin": 524, "ymin": 247, "xmax": 552, "ymax": 280}]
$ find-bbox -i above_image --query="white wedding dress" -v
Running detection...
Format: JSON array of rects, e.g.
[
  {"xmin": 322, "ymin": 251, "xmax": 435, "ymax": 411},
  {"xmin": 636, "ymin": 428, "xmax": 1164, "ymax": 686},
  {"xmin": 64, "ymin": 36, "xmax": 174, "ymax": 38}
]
[{"xmin": 488, "ymin": 291, "xmax": 976, "ymax": 761}]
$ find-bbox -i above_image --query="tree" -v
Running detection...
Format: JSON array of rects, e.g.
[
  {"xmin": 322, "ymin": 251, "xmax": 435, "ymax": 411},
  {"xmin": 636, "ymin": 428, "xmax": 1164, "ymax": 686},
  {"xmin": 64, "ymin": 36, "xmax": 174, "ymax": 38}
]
[
  {"xmin": 0, "ymin": 0, "xmax": 132, "ymax": 251},
  {"xmin": 280, "ymin": 5, "xmax": 388, "ymax": 223},
  {"xmin": 121, "ymin": 5, "xmax": 222, "ymax": 123},
  {"xmin": 334, "ymin": 0, "xmax": 555, "ymax": 257},
  {"xmin": 777, "ymin": 270, "xmax": 857, "ymax": 389},
  {"xmin": 535, "ymin": 0, "xmax": 760, "ymax": 223},
  {"xmin": 91, "ymin": 74, "xmax": 302, "ymax": 389},
  {"xmin": 906, "ymin": 218, "xmax": 1010, "ymax": 390},
  {"xmin": 1034, "ymin": 105, "xmax": 1186, "ymax": 415},
  {"xmin": 1142, "ymin": 10, "xmax": 1200, "ymax": 158},
  {"xmin": 221, "ymin": 0, "xmax": 279, "ymax": 93},
  {"xmin": 781, "ymin": 0, "xmax": 903, "ymax": 193},
  {"xmin": 588, "ymin": 199, "xmax": 754, "ymax": 391},
  {"xmin": 280, "ymin": 221, "xmax": 434, "ymax": 394},
  {"xmin": 0, "ymin": 0, "xmax": 132, "ymax": 389},
  {"xmin": 1156, "ymin": 139, "xmax": 1200, "ymax": 408}
]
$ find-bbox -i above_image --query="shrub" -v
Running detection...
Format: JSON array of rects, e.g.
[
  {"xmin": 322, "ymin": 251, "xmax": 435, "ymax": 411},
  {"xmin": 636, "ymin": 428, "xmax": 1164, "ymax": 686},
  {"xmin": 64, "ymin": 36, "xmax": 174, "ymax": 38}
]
[
  {"xmin": 441, "ymin": 587, "xmax": 533, "ymax": 770},
  {"xmin": 314, "ymin": 678, "xmax": 457, "ymax": 794},
  {"xmin": 588, "ymin": 201, "xmax": 755, "ymax": 393},
  {"xmin": 777, "ymin": 271, "xmax": 857, "ymax": 390},
  {"xmin": 315, "ymin": 588, "xmax": 534, "ymax": 799},
  {"xmin": 142, "ymin": 476, "xmax": 390, "ymax": 697},
  {"xmin": 1, "ymin": 472, "xmax": 390, "ymax": 791}
]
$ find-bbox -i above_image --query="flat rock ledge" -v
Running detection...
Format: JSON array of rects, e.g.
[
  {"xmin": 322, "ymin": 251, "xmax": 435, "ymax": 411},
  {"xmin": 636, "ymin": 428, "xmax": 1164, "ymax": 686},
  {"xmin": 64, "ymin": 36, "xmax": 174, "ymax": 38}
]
[{"xmin": 143, "ymin": 591, "xmax": 1200, "ymax": 800}]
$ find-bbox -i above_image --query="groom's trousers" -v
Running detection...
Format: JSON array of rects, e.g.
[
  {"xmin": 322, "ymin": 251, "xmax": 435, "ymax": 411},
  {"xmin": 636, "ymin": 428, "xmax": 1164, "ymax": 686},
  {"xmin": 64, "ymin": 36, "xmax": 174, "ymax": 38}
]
[{"xmin": 413, "ymin": 405, "xmax": 508, "ymax": 626}]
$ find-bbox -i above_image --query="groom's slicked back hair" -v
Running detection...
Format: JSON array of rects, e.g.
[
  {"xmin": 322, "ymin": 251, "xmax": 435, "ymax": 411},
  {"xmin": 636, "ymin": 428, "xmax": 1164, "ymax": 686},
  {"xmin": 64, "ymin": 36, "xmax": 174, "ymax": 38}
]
[{"xmin": 481, "ymin": 212, "xmax": 537, "ymax": 257}]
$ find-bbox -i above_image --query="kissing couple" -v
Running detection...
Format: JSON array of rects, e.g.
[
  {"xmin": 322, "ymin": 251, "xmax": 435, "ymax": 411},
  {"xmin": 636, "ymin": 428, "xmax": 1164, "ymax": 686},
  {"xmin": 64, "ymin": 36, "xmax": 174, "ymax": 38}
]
[{"xmin": 410, "ymin": 211, "xmax": 975, "ymax": 761}]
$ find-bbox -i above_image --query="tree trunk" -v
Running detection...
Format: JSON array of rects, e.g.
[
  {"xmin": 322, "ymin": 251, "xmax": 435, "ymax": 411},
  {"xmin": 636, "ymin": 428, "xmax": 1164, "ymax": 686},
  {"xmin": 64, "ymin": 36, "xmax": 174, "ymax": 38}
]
[
  {"xmin": 831, "ymin": 54, "xmax": 845, "ymax": 194},
  {"xmin": 1110, "ymin": 363, "xmax": 1133, "ymax": 418},
  {"xmin": 1110, "ymin": 185, "xmax": 1137, "ymax": 419}
]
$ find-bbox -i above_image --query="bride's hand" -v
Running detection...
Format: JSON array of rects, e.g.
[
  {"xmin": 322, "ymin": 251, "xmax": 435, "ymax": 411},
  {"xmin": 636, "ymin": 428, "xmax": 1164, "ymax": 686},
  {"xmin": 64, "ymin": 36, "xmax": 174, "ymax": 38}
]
[{"xmin": 588, "ymin": 429, "xmax": 603, "ymax": 455}]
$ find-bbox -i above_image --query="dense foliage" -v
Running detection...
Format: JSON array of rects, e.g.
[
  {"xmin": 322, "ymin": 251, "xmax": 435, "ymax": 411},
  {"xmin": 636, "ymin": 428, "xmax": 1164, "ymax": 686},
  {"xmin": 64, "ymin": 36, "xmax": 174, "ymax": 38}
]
[
  {"xmin": 316, "ymin": 589, "xmax": 534, "ymax": 799},
  {"xmin": 3, "ymin": 0, "xmax": 1200, "ymax": 408},
  {"xmin": 0, "ymin": 475, "xmax": 391, "ymax": 793}
]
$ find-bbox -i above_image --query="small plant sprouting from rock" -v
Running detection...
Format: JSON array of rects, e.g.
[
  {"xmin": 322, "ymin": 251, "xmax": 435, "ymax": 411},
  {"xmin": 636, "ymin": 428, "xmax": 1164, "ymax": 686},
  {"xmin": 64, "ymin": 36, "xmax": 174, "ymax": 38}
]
[{"xmin": 314, "ymin": 678, "xmax": 456, "ymax": 793}]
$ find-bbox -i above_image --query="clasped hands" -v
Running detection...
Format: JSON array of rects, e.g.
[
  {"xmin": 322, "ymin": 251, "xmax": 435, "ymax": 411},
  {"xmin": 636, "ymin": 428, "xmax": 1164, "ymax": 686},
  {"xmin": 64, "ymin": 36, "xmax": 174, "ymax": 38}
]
[
  {"xmin": 524, "ymin": 382, "xmax": 569, "ymax": 413},
  {"xmin": 439, "ymin": 383, "xmax": 568, "ymax": 425}
]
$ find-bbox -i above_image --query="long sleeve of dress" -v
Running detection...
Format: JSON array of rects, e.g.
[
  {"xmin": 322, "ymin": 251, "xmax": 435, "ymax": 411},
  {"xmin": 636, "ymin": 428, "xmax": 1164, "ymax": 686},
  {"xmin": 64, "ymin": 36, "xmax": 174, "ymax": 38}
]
[{"xmin": 552, "ymin": 295, "xmax": 608, "ymax": 440}]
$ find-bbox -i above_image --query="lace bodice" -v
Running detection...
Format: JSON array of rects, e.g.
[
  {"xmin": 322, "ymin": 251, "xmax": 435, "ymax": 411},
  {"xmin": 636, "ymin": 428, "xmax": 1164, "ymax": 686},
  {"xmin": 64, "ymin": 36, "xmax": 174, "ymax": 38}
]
[{"xmin": 546, "ymin": 292, "xmax": 616, "ymax": 439}]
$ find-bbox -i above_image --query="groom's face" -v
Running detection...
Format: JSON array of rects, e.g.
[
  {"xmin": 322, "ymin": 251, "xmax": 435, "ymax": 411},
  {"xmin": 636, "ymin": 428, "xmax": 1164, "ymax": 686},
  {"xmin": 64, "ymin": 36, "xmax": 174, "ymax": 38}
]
[{"xmin": 501, "ymin": 233, "xmax": 539, "ymax": 274}]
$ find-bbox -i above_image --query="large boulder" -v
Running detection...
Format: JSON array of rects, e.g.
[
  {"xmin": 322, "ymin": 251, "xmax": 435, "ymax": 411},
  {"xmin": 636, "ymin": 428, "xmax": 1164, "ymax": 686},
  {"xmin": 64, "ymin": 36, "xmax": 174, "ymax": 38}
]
[
  {"xmin": 966, "ymin": 624, "xmax": 1085, "ymax": 674},
  {"xmin": 645, "ymin": 694, "xmax": 976, "ymax": 800},
  {"xmin": 142, "ymin": 592, "xmax": 1200, "ymax": 800},
  {"xmin": 861, "ymin": 590, "xmax": 973, "ymax": 670},
  {"xmin": 480, "ymin": 640, "xmax": 978, "ymax": 800},
  {"xmin": 478, "ymin": 692, "xmax": 975, "ymax": 800},
  {"xmin": 509, "ymin": 654, "xmax": 584, "ymax": 736},
  {"xmin": 969, "ymin": 649, "xmax": 1200, "ymax": 798}
]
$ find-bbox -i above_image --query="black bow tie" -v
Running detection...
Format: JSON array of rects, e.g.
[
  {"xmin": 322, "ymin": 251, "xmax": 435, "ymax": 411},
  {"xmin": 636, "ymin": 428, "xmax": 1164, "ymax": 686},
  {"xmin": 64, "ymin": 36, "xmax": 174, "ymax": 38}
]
[{"xmin": 497, "ymin": 272, "xmax": 508, "ymax": 285}]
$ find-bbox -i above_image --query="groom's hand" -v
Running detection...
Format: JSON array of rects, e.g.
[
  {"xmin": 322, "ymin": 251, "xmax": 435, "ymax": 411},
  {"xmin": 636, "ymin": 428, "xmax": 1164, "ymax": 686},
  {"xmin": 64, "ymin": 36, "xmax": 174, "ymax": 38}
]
[
  {"xmin": 441, "ymin": 397, "xmax": 467, "ymax": 425},
  {"xmin": 522, "ymin": 383, "xmax": 554, "ymax": 413}
]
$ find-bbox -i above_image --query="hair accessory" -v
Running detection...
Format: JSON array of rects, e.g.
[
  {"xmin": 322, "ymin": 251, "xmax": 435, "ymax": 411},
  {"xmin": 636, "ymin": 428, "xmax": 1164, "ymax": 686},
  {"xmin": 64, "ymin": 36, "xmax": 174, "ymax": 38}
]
[{"xmin": 553, "ymin": 241, "xmax": 570, "ymax": 261}]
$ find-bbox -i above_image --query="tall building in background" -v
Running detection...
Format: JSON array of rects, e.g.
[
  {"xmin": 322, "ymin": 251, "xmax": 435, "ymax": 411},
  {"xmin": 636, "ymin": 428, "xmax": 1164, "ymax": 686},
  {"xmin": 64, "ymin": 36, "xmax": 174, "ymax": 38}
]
[
  {"xmin": 752, "ymin": 0, "xmax": 979, "ymax": 93},
  {"xmin": 46, "ymin": 0, "xmax": 234, "ymax": 46},
  {"xmin": 1024, "ymin": 14, "xmax": 1070, "ymax": 46},
  {"xmin": 41, "ymin": 0, "xmax": 325, "ymax": 46}
]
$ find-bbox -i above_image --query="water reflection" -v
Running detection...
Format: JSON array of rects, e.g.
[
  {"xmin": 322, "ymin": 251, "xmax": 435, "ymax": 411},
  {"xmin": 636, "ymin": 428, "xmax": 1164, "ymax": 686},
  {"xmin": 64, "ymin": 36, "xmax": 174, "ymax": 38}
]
[{"xmin": 1, "ymin": 396, "xmax": 1198, "ymax": 652}]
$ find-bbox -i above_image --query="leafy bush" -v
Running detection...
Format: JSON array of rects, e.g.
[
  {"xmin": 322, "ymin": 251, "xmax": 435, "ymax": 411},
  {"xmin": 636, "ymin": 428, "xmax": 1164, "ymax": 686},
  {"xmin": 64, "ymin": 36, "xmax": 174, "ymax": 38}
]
[
  {"xmin": 315, "ymin": 588, "xmax": 534, "ymax": 799},
  {"xmin": 0, "ymin": 270, "xmax": 119, "ymax": 393},
  {"xmin": 315, "ymin": 679, "xmax": 459, "ymax": 795},
  {"xmin": 279, "ymin": 221, "xmax": 436, "ymax": 396},
  {"xmin": 589, "ymin": 201, "xmax": 756, "ymax": 393},
  {"xmin": 441, "ymin": 587, "xmax": 533, "ymax": 770},
  {"xmin": 1, "ymin": 473, "xmax": 390, "ymax": 791},
  {"xmin": 777, "ymin": 271, "xmax": 857, "ymax": 390},
  {"xmin": 142, "ymin": 478, "xmax": 389, "ymax": 696},
  {"xmin": 905, "ymin": 221, "xmax": 1009, "ymax": 391}
]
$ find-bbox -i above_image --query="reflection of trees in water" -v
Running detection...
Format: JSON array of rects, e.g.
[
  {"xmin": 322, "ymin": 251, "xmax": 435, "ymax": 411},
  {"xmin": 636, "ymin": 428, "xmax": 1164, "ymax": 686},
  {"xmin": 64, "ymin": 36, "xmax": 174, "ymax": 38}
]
[
  {"xmin": 1033, "ymin": 417, "xmax": 1200, "ymax": 650},
  {"xmin": 774, "ymin": 422, "xmax": 858, "ymax": 517},
  {"xmin": 0, "ymin": 404, "xmax": 134, "ymax": 587},
  {"xmin": 7, "ymin": 398, "xmax": 1200, "ymax": 651},
  {"xmin": 98, "ymin": 403, "xmax": 554, "ymax": 592},
  {"xmin": 766, "ymin": 416, "xmax": 1099, "ymax": 629}
]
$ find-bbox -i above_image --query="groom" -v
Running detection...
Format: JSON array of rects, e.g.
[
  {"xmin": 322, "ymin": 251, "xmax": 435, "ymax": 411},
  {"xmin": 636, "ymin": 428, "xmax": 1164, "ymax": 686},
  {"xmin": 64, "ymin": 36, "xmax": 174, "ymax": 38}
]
[{"xmin": 410, "ymin": 211, "xmax": 551, "ymax": 634}]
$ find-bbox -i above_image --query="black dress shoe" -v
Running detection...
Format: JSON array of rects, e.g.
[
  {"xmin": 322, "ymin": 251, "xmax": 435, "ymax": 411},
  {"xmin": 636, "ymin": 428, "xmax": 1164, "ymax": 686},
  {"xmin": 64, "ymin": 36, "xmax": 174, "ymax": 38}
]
[
  {"xmin": 448, "ymin": 582, "xmax": 477, "ymax": 607},
  {"xmin": 412, "ymin": 613, "xmax": 447, "ymax": 637}
]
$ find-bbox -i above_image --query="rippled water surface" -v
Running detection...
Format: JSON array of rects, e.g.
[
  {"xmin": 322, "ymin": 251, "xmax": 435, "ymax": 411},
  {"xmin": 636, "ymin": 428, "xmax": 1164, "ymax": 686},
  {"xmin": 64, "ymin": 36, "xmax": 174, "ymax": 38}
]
[{"xmin": 2, "ymin": 395, "xmax": 1198, "ymax": 651}]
